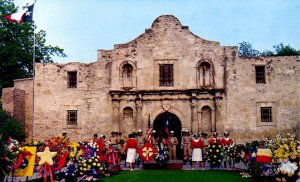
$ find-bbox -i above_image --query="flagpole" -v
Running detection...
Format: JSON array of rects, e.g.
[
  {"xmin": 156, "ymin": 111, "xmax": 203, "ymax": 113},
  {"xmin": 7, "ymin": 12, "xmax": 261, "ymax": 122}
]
[
  {"xmin": 31, "ymin": 0, "xmax": 37, "ymax": 143},
  {"xmin": 32, "ymin": 29, "xmax": 35, "ymax": 143}
]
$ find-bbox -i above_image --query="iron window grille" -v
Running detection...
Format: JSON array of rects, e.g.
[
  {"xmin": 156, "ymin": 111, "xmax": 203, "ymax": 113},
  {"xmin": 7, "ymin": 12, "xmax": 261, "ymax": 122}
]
[
  {"xmin": 255, "ymin": 66, "xmax": 266, "ymax": 84},
  {"xmin": 159, "ymin": 64, "xmax": 173, "ymax": 86},
  {"xmin": 67, "ymin": 110, "xmax": 77, "ymax": 125},
  {"xmin": 68, "ymin": 71, "xmax": 77, "ymax": 88},
  {"xmin": 261, "ymin": 107, "xmax": 272, "ymax": 122}
]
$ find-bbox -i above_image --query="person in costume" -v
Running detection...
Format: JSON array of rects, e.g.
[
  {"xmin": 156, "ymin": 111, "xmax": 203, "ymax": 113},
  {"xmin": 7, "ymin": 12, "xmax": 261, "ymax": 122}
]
[
  {"xmin": 201, "ymin": 132, "xmax": 209, "ymax": 168},
  {"xmin": 151, "ymin": 130, "xmax": 158, "ymax": 146},
  {"xmin": 125, "ymin": 134, "xmax": 139, "ymax": 171},
  {"xmin": 208, "ymin": 132, "xmax": 222, "ymax": 145},
  {"xmin": 92, "ymin": 134, "xmax": 98, "ymax": 143},
  {"xmin": 136, "ymin": 129, "xmax": 145, "ymax": 146},
  {"xmin": 190, "ymin": 133, "xmax": 205, "ymax": 170},
  {"xmin": 222, "ymin": 131, "xmax": 234, "ymax": 169},
  {"xmin": 109, "ymin": 131, "xmax": 120, "ymax": 149},
  {"xmin": 182, "ymin": 129, "xmax": 191, "ymax": 164},
  {"xmin": 168, "ymin": 131, "xmax": 178, "ymax": 160}
]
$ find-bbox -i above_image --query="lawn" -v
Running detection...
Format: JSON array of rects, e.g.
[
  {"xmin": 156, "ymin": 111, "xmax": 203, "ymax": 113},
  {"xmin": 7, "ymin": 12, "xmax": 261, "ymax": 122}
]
[{"xmin": 102, "ymin": 170, "xmax": 250, "ymax": 182}]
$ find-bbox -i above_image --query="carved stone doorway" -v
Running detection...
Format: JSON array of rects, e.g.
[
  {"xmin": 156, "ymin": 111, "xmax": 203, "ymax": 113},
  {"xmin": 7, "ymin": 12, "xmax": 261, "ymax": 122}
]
[{"xmin": 153, "ymin": 112, "xmax": 182, "ymax": 159}]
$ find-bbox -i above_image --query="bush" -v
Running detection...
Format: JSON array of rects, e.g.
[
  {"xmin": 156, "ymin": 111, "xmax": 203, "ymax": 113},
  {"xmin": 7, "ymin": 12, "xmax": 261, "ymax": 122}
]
[{"xmin": 0, "ymin": 108, "xmax": 26, "ymax": 141}]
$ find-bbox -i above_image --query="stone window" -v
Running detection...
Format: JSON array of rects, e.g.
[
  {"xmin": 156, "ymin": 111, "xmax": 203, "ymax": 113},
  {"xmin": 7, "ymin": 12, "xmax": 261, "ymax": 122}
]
[
  {"xmin": 159, "ymin": 64, "xmax": 173, "ymax": 86},
  {"xmin": 255, "ymin": 66, "xmax": 265, "ymax": 84},
  {"xmin": 196, "ymin": 60, "xmax": 214, "ymax": 88},
  {"xmin": 261, "ymin": 107, "xmax": 272, "ymax": 122},
  {"xmin": 122, "ymin": 64, "xmax": 133, "ymax": 89},
  {"xmin": 67, "ymin": 110, "xmax": 77, "ymax": 125},
  {"xmin": 68, "ymin": 71, "xmax": 77, "ymax": 88}
]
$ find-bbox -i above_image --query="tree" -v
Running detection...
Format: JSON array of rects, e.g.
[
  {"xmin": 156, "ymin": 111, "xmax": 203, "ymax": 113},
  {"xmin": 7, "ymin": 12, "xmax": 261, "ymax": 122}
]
[
  {"xmin": 0, "ymin": 0, "xmax": 66, "ymax": 89},
  {"xmin": 272, "ymin": 43, "xmax": 300, "ymax": 56},
  {"xmin": 239, "ymin": 41, "xmax": 300, "ymax": 57},
  {"xmin": 238, "ymin": 41, "xmax": 260, "ymax": 57},
  {"xmin": 0, "ymin": 108, "xmax": 26, "ymax": 141}
]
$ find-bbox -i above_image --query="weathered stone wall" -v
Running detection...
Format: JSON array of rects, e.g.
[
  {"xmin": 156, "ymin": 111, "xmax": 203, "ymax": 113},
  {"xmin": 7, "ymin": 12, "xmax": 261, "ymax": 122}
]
[
  {"xmin": 33, "ymin": 62, "xmax": 111, "ymax": 141},
  {"xmin": 1, "ymin": 78, "xmax": 32, "ymax": 141},
  {"xmin": 98, "ymin": 15, "xmax": 226, "ymax": 91},
  {"xmin": 2, "ymin": 88, "xmax": 14, "ymax": 116},
  {"xmin": 225, "ymin": 56, "xmax": 300, "ymax": 143},
  {"xmin": 13, "ymin": 78, "xmax": 33, "ymax": 141},
  {"xmin": 2, "ymin": 15, "xmax": 299, "ymax": 143}
]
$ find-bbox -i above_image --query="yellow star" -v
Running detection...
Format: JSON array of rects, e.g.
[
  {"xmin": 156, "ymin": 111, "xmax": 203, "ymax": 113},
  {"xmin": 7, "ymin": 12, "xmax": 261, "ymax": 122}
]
[
  {"xmin": 251, "ymin": 152, "xmax": 256, "ymax": 158},
  {"xmin": 37, "ymin": 147, "xmax": 57, "ymax": 166}
]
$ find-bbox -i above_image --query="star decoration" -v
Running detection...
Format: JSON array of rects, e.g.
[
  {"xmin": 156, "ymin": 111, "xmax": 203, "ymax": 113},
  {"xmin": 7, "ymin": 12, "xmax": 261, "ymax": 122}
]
[
  {"xmin": 25, "ymin": 10, "xmax": 31, "ymax": 16},
  {"xmin": 251, "ymin": 152, "xmax": 256, "ymax": 158},
  {"xmin": 37, "ymin": 147, "xmax": 57, "ymax": 166}
]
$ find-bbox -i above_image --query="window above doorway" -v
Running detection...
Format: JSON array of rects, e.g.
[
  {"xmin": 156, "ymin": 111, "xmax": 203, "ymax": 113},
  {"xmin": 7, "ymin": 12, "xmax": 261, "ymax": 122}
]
[{"xmin": 159, "ymin": 64, "xmax": 174, "ymax": 86}]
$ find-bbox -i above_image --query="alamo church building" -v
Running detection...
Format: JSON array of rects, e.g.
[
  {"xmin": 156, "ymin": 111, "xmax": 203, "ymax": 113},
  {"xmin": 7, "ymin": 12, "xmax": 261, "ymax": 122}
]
[{"xmin": 2, "ymin": 15, "xmax": 299, "ymax": 143}]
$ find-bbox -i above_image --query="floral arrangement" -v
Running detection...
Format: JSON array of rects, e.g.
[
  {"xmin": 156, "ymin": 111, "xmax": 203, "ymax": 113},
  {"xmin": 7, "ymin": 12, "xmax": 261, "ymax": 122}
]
[
  {"xmin": 0, "ymin": 135, "xmax": 18, "ymax": 181},
  {"xmin": 271, "ymin": 133, "xmax": 300, "ymax": 181},
  {"xmin": 206, "ymin": 143, "xmax": 223, "ymax": 169},
  {"xmin": 154, "ymin": 143, "xmax": 169, "ymax": 167}
]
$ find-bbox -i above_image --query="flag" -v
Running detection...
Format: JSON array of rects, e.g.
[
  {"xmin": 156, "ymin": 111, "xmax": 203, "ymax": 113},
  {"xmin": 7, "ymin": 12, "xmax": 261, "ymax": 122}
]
[
  {"xmin": 4, "ymin": 4, "xmax": 34, "ymax": 23},
  {"xmin": 165, "ymin": 120, "xmax": 169, "ymax": 135},
  {"xmin": 164, "ymin": 119, "xmax": 169, "ymax": 144},
  {"xmin": 146, "ymin": 115, "xmax": 153, "ymax": 142}
]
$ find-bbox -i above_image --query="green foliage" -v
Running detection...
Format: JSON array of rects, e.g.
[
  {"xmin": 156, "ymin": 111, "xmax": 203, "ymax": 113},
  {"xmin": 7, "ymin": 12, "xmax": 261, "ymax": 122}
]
[
  {"xmin": 0, "ymin": 0, "xmax": 67, "ymax": 88},
  {"xmin": 0, "ymin": 108, "xmax": 26, "ymax": 141},
  {"xmin": 273, "ymin": 43, "xmax": 300, "ymax": 56},
  {"xmin": 239, "ymin": 41, "xmax": 300, "ymax": 57},
  {"xmin": 238, "ymin": 41, "xmax": 260, "ymax": 57},
  {"xmin": 0, "ymin": 134, "xmax": 12, "ymax": 181}
]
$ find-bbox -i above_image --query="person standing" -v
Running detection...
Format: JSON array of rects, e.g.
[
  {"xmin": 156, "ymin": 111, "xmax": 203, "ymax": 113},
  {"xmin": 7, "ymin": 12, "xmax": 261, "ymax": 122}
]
[
  {"xmin": 182, "ymin": 130, "xmax": 191, "ymax": 164},
  {"xmin": 200, "ymin": 132, "xmax": 209, "ymax": 169},
  {"xmin": 209, "ymin": 132, "xmax": 222, "ymax": 145},
  {"xmin": 190, "ymin": 133, "xmax": 205, "ymax": 170},
  {"xmin": 110, "ymin": 131, "xmax": 120, "ymax": 149},
  {"xmin": 136, "ymin": 129, "xmax": 145, "ymax": 146},
  {"xmin": 168, "ymin": 131, "xmax": 178, "ymax": 160},
  {"xmin": 125, "ymin": 134, "xmax": 139, "ymax": 171},
  {"xmin": 222, "ymin": 131, "xmax": 234, "ymax": 169}
]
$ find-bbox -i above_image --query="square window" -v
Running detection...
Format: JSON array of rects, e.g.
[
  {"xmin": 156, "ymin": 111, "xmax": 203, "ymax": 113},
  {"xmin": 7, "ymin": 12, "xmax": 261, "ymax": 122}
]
[
  {"xmin": 67, "ymin": 110, "xmax": 77, "ymax": 125},
  {"xmin": 159, "ymin": 64, "xmax": 173, "ymax": 86},
  {"xmin": 255, "ymin": 66, "xmax": 265, "ymax": 84},
  {"xmin": 68, "ymin": 71, "xmax": 77, "ymax": 88},
  {"xmin": 261, "ymin": 107, "xmax": 272, "ymax": 122}
]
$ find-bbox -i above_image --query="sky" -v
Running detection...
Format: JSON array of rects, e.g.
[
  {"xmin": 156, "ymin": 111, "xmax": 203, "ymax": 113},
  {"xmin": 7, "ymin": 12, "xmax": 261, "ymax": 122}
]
[{"xmin": 14, "ymin": 0, "xmax": 300, "ymax": 63}]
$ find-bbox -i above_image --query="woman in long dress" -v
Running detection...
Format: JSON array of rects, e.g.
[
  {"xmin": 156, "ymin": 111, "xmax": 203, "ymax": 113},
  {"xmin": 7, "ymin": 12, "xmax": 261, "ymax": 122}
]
[
  {"xmin": 190, "ymin": 133, "xmax": 205, "ymax": 170},
  {"xmin": 124, "ymin": 133, "xmax": 138, "ymax": 171}
]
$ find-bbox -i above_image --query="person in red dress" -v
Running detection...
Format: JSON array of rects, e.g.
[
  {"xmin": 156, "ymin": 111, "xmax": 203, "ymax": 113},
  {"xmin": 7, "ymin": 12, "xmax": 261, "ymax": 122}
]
[
  {"xmin": 190, "ymin": 133, "xmax": 205, "ymax": 170},
  {"xmin": 124, "ymin": 134, "xmax": 139, "ymax": 171},
  {"xmin": 222, "ymin": 131, "xmax": 234, "ymax": 169},
  {"xmin": 208, "ymin": 132, "xmax": 222, "ymax": 145}
]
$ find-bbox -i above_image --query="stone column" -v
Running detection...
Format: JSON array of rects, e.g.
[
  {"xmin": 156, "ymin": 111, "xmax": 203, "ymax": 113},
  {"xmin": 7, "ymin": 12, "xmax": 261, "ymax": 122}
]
[
  {"xmin": 135, "ymin": 99, "xmax": 143, "ymax": 132},
  {"xmin": 211, "ymin": 109, "xmax": 216, "ymax": 132},
  {"xmin": 191, "ymin": 98, "xmax": 198, "ymax": 133},
  {"xmin": 112, "ymin": 100, "xmax": 120, "ymax": 132},
  {"xmin": 198, "ymin": 111, "xmax": 202, "ymax": 133}
]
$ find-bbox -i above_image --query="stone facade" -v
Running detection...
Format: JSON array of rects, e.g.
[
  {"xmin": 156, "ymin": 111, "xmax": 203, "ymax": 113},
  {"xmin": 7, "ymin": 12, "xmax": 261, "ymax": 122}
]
[{"xmin": 2, "ymin": 15, "xmax": 299, "ymax": 143}]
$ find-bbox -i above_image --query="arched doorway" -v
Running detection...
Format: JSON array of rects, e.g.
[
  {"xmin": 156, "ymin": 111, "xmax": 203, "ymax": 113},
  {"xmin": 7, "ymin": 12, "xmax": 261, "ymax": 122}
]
[{"xmin": 153, "ymin": 112, "xmax": 182, "ymax": 160}]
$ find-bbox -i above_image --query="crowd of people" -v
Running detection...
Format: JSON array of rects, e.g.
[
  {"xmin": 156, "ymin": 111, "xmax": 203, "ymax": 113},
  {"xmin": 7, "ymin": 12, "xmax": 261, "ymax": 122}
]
[{"xmin": 90, "ymin": 129, "xmax": 234, "ymax": 171}]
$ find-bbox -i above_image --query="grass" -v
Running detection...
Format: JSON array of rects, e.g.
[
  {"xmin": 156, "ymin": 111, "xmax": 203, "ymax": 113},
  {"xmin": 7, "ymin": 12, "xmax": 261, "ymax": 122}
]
[{"xmin": 102, "ymin": 170, "xmax": 250, "ymax": 182}]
